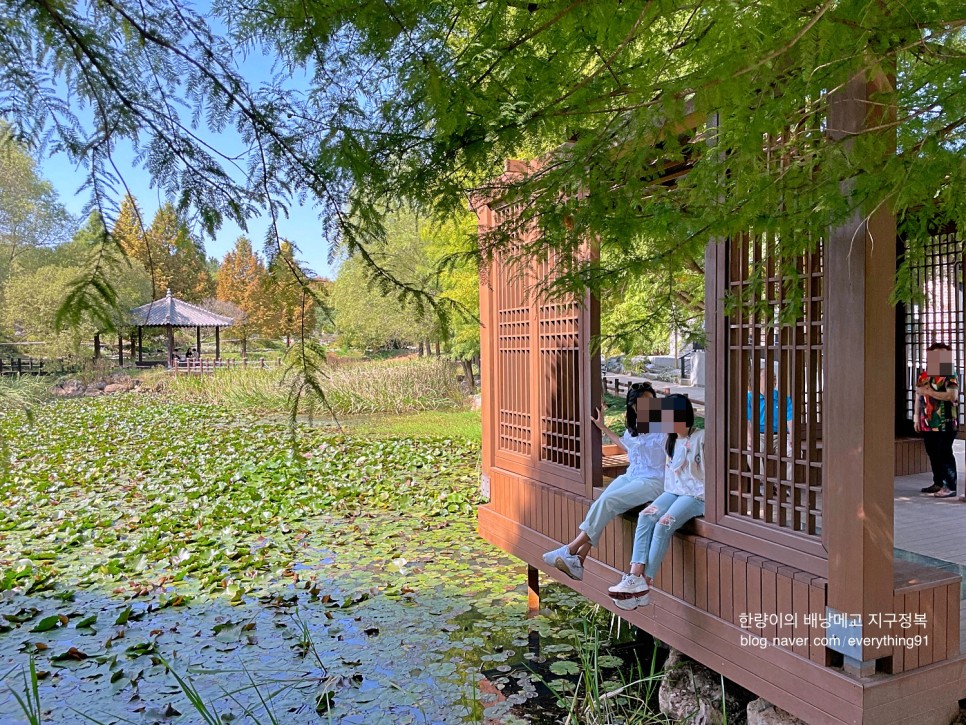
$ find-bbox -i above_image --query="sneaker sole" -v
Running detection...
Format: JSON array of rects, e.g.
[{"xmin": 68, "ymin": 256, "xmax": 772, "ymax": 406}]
[
  {"xmin": 612, "ymin": 593, "xmax": 650, "ymax": 610},
  {"xmin": 553, "ymin": 556, "xmax": 583, "ymax": 581}
]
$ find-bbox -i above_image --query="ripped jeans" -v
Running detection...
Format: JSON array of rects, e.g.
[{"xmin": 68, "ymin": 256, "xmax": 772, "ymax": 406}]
[{"xmin": 631, "ymin": 492, "xmax": 705, "ymax": 580}]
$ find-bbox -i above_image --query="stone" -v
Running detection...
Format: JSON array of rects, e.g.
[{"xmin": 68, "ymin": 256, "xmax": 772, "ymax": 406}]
[
  {"xmin": 658, "ymin": 649, "xmax": 754, "ymax": 725},
  {"xmin": 747, "ymin": 698, "xmax": 807, "ymax": 725},
  {"xmin": 84, "ymin": 388, "xmax": 103, "ymax": 397},
  {"xmin": 51, "ymin": 379, "xmax": 85, "ymax": 397},
  {"xmin": 104, "ymin": 383, "xmax": 131, "ymax": 394},
  {"xmin": 470, "ymin": 394, "xmax": 482, "ymax": 411},
  {"xmin": 90, "ymin": 381, "xmax": 107, "ymax": 391}
]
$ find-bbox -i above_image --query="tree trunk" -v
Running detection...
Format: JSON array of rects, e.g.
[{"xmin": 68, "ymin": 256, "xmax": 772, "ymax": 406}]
[
  {"xmin": 461, "ymin": 358, "xmax": 474, "ymax": 390},
  {"xmin": 418, "ymin": 341, "xmax": 424, "ymax": 357},
  {"xmin": 435, "ymin": 340, "xmax": 441, "ymax": 357},
  {"xmin": 241, "ymin": 335, "xmax": 248, "ymax": 359}
]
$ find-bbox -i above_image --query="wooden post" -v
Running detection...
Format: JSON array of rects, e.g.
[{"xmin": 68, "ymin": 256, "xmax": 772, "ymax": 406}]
[
  {"xmin": 166, "ymin": 324, "xmax": 174, "ymax": 368},
  {"xmin": 130, "ymin": 333, "xmax": 135, "ymax": 365},
  {"xmin": 118, "ymin": 334, "xmax": 124, "ymax": 367},
  {"xmin": 196, "ymin": 326, "xmax": 201, "ymax": 358},
  {"xmin": 137, "ymin": 327, "xmax": 143, "ymax": 365},
  {"xmin": 527, "ymin": 565, "xmax": 540, "ymax": 614},
  {"xmin": 823, "ymin": 70, "xmax": 896, "ymax": 676},
  {"xmin": 93, "ymin": 333, "xmax": 101, "ymax": 360},
  {"xmin": 215, "ymin": 326, "xmax": 220, "ymax": 360}
]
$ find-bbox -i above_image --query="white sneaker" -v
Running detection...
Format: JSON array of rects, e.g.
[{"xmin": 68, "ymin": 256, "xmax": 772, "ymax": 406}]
[
  {"xmin": 608, "ymin": 574, "xmax": 649, "ymax": 610},
  {"xmin": 542, "ymin": 545, "xmax": 583, "ymax": 581}
]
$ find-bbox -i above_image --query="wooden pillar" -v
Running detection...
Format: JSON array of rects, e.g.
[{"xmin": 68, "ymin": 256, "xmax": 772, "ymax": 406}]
[
  {"xmin": 93, "ymin": 333, "xmax": 101, "ymax": 360},
  {"xmin": 166, "ymin": 324, "xmax": 174, "ymax": 368},
  {"xmin": 215, "ymin": 326, "xmax": 220, "ymax": 360},
  {"xmin": 118, "ymin": 334, "xmax": 124, "ymax": 367},
  {"xmin": 130, "ymin": 333, "xmax": 135, "ymax": 364},
  {"xmin": 137, "ymin": 327, "xmax": 143, "ymax": 365},
  {"xmin": 824, "ymin": 70, "xmax": 896, "ymax": 675},
  {"xmin": 196, "ymin": 326, "xmax": 201, "ymax": 357},
  {"xmin": 527, "ymin": 565, "xmax": 540, "ymax": 614}
]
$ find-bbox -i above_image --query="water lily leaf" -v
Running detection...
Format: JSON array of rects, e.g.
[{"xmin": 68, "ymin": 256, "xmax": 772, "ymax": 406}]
[
  {"xmin": 549, "ymin": 660, "xmax": 580, "ymax": 676},
  {"xmin": 32, "ymin": 615, "xmax": 62, "ymax": 632}
]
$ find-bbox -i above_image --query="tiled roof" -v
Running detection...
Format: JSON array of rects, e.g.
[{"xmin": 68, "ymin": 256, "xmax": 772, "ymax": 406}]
[{"xmin": 131, "ymin": 289, "xmax": 234, "ymax": 327}]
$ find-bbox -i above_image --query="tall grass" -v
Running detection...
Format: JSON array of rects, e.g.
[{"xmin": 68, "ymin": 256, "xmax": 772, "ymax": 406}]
[
  {"xmin": 159, "ymin": 358, "xmax": 468, "ymax": 416},
  {"xmin": 0, "ymin": 376, "xmax": 51, "ymax": 410}
]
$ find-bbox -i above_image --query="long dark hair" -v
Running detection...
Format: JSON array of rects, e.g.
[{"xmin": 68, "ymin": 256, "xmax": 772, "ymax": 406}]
[
  {"xmin": 664, "ymin": 394, "xmax": 696, "ymax": 458},
  {"xmin": 625, "ymin": 382, "xmax": 657, "ymax": 436}
]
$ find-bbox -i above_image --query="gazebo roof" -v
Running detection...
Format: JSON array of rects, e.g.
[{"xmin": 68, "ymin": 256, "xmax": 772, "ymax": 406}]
[{"xmin": 131, "ymin": 289, "xmax": 234, "ymax": 328}]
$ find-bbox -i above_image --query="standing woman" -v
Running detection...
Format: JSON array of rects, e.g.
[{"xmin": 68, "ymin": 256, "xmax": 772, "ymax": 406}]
[
  {"xmin": 915, "ymin": 342, "xmax": 959, "ymax": 498},
  {"xmin": 608, "ymin": 394, "xmax": 704, "ymax": 609},
  {"xmin": 543, "ymin": 382, "xmax": 666, "ymax": 581}
]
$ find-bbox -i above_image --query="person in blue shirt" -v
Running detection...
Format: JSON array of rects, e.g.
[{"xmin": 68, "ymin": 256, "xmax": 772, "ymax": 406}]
[{"xmin": 746, "ymin": 365, "xmax": 793, "ymax": 481}]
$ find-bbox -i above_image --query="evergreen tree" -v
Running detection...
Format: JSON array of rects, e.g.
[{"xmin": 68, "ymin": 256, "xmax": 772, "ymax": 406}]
[
  {"xmin": 144, "ymin": 203, "xmax": 214, "ymax": 302},
  {"xmin": 216, "ymin": 236, "xmax": 271, "ymax": 357},
  {"xmin": 267, "ymin": 241, "xmax": 317, "ymax": 346}
]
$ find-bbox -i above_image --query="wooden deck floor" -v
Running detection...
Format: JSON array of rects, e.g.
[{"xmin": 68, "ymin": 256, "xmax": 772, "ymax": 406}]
[{"xmin": 893, "ymin": 440, "xmax": 966, "ymax": 652}]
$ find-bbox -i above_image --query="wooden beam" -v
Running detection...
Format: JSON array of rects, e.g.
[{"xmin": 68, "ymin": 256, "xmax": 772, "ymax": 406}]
[{"xmin": 824, "ymin": 69, "xmax": 896, "ymax": 671}]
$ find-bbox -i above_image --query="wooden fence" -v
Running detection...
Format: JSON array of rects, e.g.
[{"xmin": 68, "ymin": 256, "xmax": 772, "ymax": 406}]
[
  {"xmin": 172, "ymin": 357, "xmax": 283, "ymax": 374},
  {"xmin": 0, "ymin": 357, "xmax": 78, "ymax": 376}
]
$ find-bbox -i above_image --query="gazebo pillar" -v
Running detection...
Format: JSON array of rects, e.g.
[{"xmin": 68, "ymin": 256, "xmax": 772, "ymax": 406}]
[
  {"xmin": 166, "ymin": 324, "xmax": 174, "ymax": 368},
  {"xmin": 118, "ymin": 333, "xmax": 124, "ymax": 367},
  {"xmin": 137, "ymin": 327, "xmax": 143, "ymax": 365},
  {"xmin": 215, "ymin": 326, "xmax": 221, "ymax": 360},
  {"xmin": 196, "ymin": 326, "xmax": 202, "ymax": 358},
  {"xmin": 823, "ymin": 70, "xmax": 895, "ymax": 676}
]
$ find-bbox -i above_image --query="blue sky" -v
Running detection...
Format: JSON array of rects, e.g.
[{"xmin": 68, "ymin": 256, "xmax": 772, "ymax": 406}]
[{"xmin": 35, "ymin": 17, "xmax": 338, "ymax": 281}]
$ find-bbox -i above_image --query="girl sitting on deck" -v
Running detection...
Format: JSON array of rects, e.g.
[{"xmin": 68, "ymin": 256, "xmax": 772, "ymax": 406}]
[
  {"xmin": 609, "ymin": 394, "xmax": 705, "ymax": 610},
  {"xmin": 543, "ymin": 382, "xmax": 666, "ymax": 581}
]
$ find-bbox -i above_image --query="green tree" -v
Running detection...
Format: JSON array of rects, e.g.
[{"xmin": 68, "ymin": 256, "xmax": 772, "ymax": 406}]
[
  {"xmin": 3, "ymin": 0, "xmax": 964, "ymax": 344},
  {"xmin": 266, "ymin": 240, "xmax": 318, "ymax": 347},
  {"xmin": 144, "ymin": 203, "xmax": 214, "ymax": 302},
  {"xmin": 0, "ymin": 129, "xmax": 72, "ymax": 284},
  {"xmin": 216, "ymin": 236, "xmax": 271, "ymax": 356}
]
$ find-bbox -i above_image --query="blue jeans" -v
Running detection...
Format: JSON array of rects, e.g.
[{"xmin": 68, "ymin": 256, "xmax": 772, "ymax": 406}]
[
  {"xmin": 578, "ymin": 474, "xmax": 663, "ymax": 546},
  {"xmin": 630, "ymin": 492, "xmax": 705, "ymax": 579}
]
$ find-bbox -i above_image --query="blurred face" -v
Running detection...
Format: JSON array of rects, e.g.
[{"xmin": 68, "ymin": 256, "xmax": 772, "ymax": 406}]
[
  {"xmin": 636, "ymin": 395, "xmax": 689, "ymax": 435},
  {"xmin": 926, "ymin": 348, "xmax": 954, "ymax": 377}
]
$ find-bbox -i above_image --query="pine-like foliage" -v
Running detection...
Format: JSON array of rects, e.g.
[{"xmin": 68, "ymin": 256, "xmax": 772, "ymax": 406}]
[{"xmin": 3, "ymin": 0, "xmax": 964, "ymax": 346}]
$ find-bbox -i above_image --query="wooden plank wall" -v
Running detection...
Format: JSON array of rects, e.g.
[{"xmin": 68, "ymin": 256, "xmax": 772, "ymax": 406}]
[
  {"xmin": 487, "ymin": 469, "xmax": 958, "ymax": 673},
  {"xmin": 895, "ymin": 437, "xmax": 930, "ymax": 476}
]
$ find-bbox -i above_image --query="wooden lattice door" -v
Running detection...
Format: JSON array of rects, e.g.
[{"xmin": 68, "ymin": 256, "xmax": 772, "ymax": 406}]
[{"xmin": 477, "ymin": 203, "xmax": 601, "ymax": 499}]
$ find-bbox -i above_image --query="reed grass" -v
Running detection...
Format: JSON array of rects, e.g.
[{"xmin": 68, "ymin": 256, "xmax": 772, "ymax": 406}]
[
  {"xmin": 0, "ymin": 376, "xmax": 51, "ymax": 410},
  {"xmin": 159, "ymin": 357, "xmax": 468, "ymax": 416}
]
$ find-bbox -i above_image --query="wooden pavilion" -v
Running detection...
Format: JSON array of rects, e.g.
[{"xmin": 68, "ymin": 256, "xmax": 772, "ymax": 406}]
[
  {"xmin": 473, "ymin": 77, "xmax": 965, "ymax": 724},
  {"xmin": 129, "ymin": 289, "xmax": 234, "ymax": 367}
]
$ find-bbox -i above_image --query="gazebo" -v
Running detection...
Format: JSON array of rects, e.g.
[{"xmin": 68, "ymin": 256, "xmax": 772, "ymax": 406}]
[
  {"xmin": 130, "ymin": 289, "xmax": 234, "ymax": 367},
  {"xmin": 473, "ymin": 77, "xmax": 965, "ymax": 724}
]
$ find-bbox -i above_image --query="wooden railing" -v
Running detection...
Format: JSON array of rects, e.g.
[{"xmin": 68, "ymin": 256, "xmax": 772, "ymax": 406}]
[
  {"xmin": 172, "ymin": 357, "xmax": 283, "ymax": 374},
  {"xmin": 0, "ymin": 357, "xmax": 77, "ymax": 376}
]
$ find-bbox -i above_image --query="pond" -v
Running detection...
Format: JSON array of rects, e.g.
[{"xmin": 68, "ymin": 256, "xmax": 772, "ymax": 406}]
[{"xmin": 0, "ymin": 397, "xmax": 664, "ymax": 723}]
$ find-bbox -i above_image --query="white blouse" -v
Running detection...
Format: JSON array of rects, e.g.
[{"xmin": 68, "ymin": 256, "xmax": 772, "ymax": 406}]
[
  {"xmin": 664, "ymin": 429, "xmax": 705, "ymax": 500},
  {"xmin": 621, "ymin": 430, "xmax": 667, "ymax": 483}
]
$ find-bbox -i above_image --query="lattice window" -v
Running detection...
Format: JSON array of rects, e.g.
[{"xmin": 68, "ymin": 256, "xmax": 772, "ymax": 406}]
[
  {"xmin": 902, "ymin": 227, "xmax": 964, "ymax": 429},
  {"xmin": 726, "ymin": 234, "xmax": 824, "ymax": 537},
  {"xmin": 536, "ymin": 254, "xmax": 582, "ymax": 471},
  {"xmin": 494, "ymin": 204, "xmax": 531, "ymax": 456}
]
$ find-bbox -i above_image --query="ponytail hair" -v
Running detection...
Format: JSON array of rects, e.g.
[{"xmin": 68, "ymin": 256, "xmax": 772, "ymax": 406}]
[
  {"xmin": 625, "ymin": 382, "xmax": 657, "ymax": 437},
  {"xmin": 664, "ymin": 394, "xmax": 696, "ymax": 458}
]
